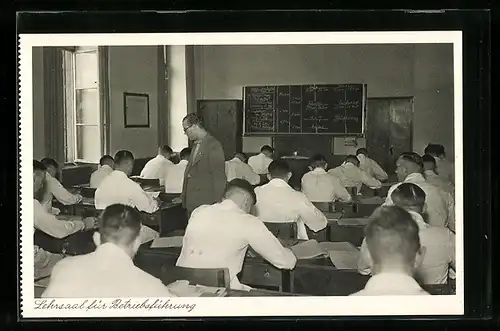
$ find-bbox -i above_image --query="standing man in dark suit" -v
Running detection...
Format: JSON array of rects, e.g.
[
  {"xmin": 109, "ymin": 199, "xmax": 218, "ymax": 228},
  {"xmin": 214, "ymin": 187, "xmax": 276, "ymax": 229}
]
[{"xmin": 179, "ymin": 113, "xmax": 227, "ymax": 216}]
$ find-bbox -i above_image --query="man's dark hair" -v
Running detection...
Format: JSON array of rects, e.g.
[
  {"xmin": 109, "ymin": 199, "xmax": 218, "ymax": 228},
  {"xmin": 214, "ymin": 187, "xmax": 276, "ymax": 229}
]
[
  {"xmin": 344, "ymin": 154, "xmax": 360, "ymax": 166},
  {"xmin": 268, "ymin": 160, "xmax": 290, "ymax": 178},
  {"xmin": 179, "ymin": 148, "xmax": 191, "ymax": 160},
  {"xmin": 183, "ymin": 113, "xmax": 204, "ymax": 128},
  {"xmin": 310, "ymin": 154, "xmax": 327, "ymax": 169},
  {"xmin": 261, "ymin": 145, "xmax": 273, "ymax": 153},
  {"xmin": 99, "ymin": 155, "xmax": 114, "ymax": 166},
  {"xmin": 356, "ymin": 148, "xmax": 368, "ymax": 156},
  {"xmin": 365, "ymin": 205, "xmax": 421, "ymax": 266},
  {"xmin": 424, "ymin": 143, "xmax": 446, "ymax": 157},
  {"xmin": 391, "ymin": 183, "xmax": 426, "ymax": 212},
  {"xmin": 41, "ymin": 158, "xmax": 59, "ymax": 169},
  {"xmin": 98, "ymin": 204, "xmax": 142, "ymax": 245},
  {"xmin": 398, "ymin": 152, "xmax": 424, "ymax": 170},
  {"xmin": 224, "ymin": 178, "xmax": 257, "ymax": 205},
  {"xmin": 159, "ymin": 145, "xmax": 173, "ymax": 155},
  {"xmin": 421, "ymin": 154, "xmax": 436, "ymax": 166},
  {"xmin": 114, "ymin": 150, "xmax": 134, "ymax": 165},
  {"xmin": 33, "ymin": 160, "xmax": 46, "ymax": 172},
  {"xmin": 235, "ymin": 152, "xmax": 248, "ymax": 162}
]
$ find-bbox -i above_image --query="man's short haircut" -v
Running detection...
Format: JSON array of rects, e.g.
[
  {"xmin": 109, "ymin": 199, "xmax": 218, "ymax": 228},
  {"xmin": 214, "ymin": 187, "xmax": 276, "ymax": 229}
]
[
  {"xmin": 356, "ymin": 148, "xmax": 368, "ymax": 156},
  {"xmin": 398, "ymin": 152, "xmax": 424, "ymax": 169},
  {"xmin": 98, "ymin": 204, "xmax": 142, "ymax": 245},
  {"xmin": 365, "ymin": 205, "xmax": 421, "ymax": 265},
  {"xmin": 183, "ymin": 113, "xmax": 204, "ymax": 128},
  {"xmin": 99, "ymin": 155, "xmax": 114, "ymax": 166},
  {"xmin": 268, "ymin": 159, "xmax": 290, "ymax": 178},
  {"xmin": 421, "ymin": 154, "xmax": 437, "ymax": 166},
  {"xmin": 224, "ymin": 178, "xmax": 257, "ymax": 205},
  {"xmin": 261, "ymin": 145, "xmax": 273, "ymax": 153},
  {"xmin": 310, "ymin": 154, "xmax": 327, "ymax": 168},
  {"xmin": 344, "ymin": 154, "xmax": 360, "ymax": 166},
  {"xmin": 179, "ymin": 148, "xmax": 191, "ymax": 159},
  {"xmin": 424, "ymin": 143, "xmax": 445, "ymax": 156},
  {"xmin": 114, "ymin": 150, "xmax": 134, "ymax": 165},
  {"xmin": 159, "ymin": 145, "xmax": 173, "ymax": 155},
  {"xmin": 41, "ymin": 158, "xmax": 59, "ymax": 169},
  {"xmin": 33, "ymin": 160, "xmax": 46, "ymax": 172},
  {"xmin": 391, "ymin": 183, "xmax": 426, "ymax": 211},
  {"xmin": 235, "ymin": 152, "xmax": 247, "ymax": 162}
]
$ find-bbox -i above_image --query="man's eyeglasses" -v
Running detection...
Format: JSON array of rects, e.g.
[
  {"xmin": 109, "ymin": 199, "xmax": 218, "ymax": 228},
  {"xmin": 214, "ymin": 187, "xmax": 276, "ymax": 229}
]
[{"xmin": 183, "ymin": 124, "xmax": 193, "ymax": 133}]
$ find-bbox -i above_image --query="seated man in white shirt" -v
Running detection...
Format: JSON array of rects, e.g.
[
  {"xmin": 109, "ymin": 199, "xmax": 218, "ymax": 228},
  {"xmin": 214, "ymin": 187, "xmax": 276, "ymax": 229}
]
[
  {"xmin": 301, "ymin": 154, "xmax": 352, "ymax": 203},
  {"xmin": 90, "ymin": 155, "xmax": 114, "ymax": 189},
  {"xmin": 95, "ymin": 150, "xmax": 160, "ymax": 244},
  {"xmin": 422, "ymin": 154, "xmax": 455, "ymax": 198},
  {"xmin": 384, "ymin": 152, "xmax": 453, "ymax": 230},
  {"xmin": 33, "ymin": 160, "xmax": 97, "ymax": 278},
  {"xmin": 356, "ymin": 148, "xmax": 389, "ymax": 182},
  {"xmin": 247, "ymin": 145, "xmax": 274, "ymax": 175},
  {"xmin": 42, "ymin": 204, "xmax": 176, "ymax": 298},
  {"xmin": 424, "ymin": 143, "xmax": 455, "ymax": 185},
  {"xmin": 164, "ymin": 147, "xmax": 191, "ymax": 194},
  {"xmin": 351, "ymin": 205, "xmax": 429, "ymax": 296},
  {"xmin": 40, "ymin": 158, "xmax": 83, "ymax": 214},
  {"xmin": 358, "ymin": 183, "xmax": 455, "ymax": 285},
  {"xmin": 328, "ymin": 155, "xmax": 382, "ymax": 193},
  {"xmin": 225, "ymin": 152, "xmax": 260, "ymax": 185},
  {"xmin": 176, "ymin": 179, "xmax": 297, "ymax": 291},
  {"xmin": 140, "ymin": 145, "xmax": 175, "ymax": 184},
  {"xmin": 253, "ymin": 160, "xmax": 327, "ymax": 240}
]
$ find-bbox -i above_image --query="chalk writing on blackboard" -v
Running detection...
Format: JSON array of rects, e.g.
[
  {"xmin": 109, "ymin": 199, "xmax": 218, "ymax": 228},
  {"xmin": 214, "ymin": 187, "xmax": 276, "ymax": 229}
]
[{"xmin": 334, "ymin": 115, "xmax": 360, "ymax": 122}]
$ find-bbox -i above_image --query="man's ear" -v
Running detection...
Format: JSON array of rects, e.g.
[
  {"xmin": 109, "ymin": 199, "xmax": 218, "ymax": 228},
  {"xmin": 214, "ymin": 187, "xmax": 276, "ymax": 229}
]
[
  {"xmin": 414, "ymin": 245, "xmax": 427, "ymax": 269},
  {"xmin": 92, "ymin": 232, "xmax": 101, "ymax": 247},
  {"xmin": 308, "ymin": 166, "xmax": 312, "ymax": 171},
  {"xmin": 286, "ymin": 172, "xmax": 293, "ymax": 181}
]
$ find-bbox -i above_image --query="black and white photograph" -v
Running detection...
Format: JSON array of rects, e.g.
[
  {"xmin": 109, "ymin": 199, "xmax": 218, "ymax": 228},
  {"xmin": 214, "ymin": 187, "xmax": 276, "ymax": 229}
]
[{"xmin": 20, "ymin": 31, "xmax": 464, "ymax": 317}]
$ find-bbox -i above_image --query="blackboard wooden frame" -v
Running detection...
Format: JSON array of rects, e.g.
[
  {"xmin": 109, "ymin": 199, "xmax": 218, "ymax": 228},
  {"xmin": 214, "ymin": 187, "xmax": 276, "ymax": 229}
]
[
  {"xmin": 242, "ymin": 84, "xmax": 367, "ymax": 136},
  {"xmin": 124, "ymin": 92, "xmax": 150, "ymax": 128}
]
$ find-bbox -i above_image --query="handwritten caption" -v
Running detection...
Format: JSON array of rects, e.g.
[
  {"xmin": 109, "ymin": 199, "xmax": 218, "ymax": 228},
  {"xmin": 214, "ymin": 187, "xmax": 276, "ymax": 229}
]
[{"xmin": 34, "ymin": 299, "xmax": 196, "ymax": 312}]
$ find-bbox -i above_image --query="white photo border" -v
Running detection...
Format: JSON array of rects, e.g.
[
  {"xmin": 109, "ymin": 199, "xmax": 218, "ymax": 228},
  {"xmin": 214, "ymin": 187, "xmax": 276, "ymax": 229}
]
[{"xmin": 19, "ymin": 31, "xmax": 464, "ymax": 318}]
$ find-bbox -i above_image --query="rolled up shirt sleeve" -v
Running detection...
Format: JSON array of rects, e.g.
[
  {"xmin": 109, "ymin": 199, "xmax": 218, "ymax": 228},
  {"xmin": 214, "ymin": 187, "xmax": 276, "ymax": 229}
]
[
  {"xmin": 34, "ymin": 200, "xmax": 85, "ymax": 238},
  {"xmin": 296, "ymin": 193, "xmax": 328, "ymax": 232},
  {"xmin": 47, "ymin": 175, "xmax": 82, "ymax": 205}
]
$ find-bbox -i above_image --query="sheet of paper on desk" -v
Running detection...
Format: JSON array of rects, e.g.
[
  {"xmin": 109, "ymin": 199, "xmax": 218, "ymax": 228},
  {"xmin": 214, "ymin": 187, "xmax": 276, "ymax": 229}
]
[
  {"xmin": 146, "ymin": 191, "xmax": 161, "ymax": 199},
  {"xmin": 327, "ymin": 250, "xmax": 360, "ymax": 270},
  {"xmin": 358, "ymin": 196, "xmax": 384, "ymax": 205},
  {"xmin": 81, "ymin": 197, "xmax": 94, "ymax": 205},
  {"xmin": 319, "ymin": 241, "xmax": 359, "ymax": 253},
  {"xmin": 150, "ymin": 236, "xmax": 184, "ymax": 248},
  {"xmin": 290, "ymin": 239, "xmax": 328, "ymax": 259},
  {"xmin": 337, "ymin": 217, "xmax": 371, "ymax": 226},
  {"xmin": 323, "ymin": 212, "xmax": 342, "ymax": 221}
]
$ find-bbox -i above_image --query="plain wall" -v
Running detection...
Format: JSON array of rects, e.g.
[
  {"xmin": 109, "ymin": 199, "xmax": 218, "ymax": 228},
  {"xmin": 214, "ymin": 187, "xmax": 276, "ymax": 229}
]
[
  {"xmin": 108, "ymin": 46, "xmax": 159, "ymax": 158},
  {"xmin": 194, "ymin": 44, "xmax": 455, "ymax": 158}
]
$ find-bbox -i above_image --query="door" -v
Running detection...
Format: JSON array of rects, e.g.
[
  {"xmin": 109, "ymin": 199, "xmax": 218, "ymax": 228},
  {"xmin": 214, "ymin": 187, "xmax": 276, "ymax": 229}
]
[
  {"xmin": 197, "ymin": 100, "xmax": 243, "ymax": 161},
  {"xmin": 366, "ymin": 97, "xmax": 413, "ymax": 180}
]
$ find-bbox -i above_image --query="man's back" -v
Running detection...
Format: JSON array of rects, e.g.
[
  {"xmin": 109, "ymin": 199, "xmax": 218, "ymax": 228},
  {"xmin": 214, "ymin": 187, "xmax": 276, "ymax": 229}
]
[
  {"xmin": 301, "ymin": 168, "xmax": 351, "ymax": 202},
  {"xmin": 248, "ymin": 153, "xmax": 273, "ymax": 175},
  {"xmin": 164, "ymin": 160, "xmax": 188, "ymax": 193},
  {"xmin": 42, "ymin": 243, "xmax": 174, "ymax": 298},
  {"xmin": 140, "ymin": 155, "xmax": 173, "ymax": 179},
  {"xmin": 417, "ymin": 224, "xmax": 455, "ymax": 284},
  {"xmin": 225, "ymin": 158, "xmax": 260, "ymax": 185},
  {"xmin": 90, "ymin": 165, "xmax": 113, "ymax": 189},
  {"xmin": 328, "ymin": 163, "xmax": 381, "ymax": 190}
]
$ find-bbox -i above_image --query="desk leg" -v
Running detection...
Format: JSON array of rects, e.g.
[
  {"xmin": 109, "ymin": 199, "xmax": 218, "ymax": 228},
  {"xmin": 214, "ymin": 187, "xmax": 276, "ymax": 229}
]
[
  {"xmin": 326, "ymin": 225, "xmax": 332, "ymax": 242},
  {"xmin": 282, "ymin": 270, "xmax": 292, "ymax": 293}
]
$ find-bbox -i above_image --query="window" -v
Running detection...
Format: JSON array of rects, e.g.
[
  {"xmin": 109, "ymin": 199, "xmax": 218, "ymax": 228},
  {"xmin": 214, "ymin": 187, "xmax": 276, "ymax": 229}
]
[{"xmin": 62, "ymin": 46, "xmax": 108, "ymax": 163}]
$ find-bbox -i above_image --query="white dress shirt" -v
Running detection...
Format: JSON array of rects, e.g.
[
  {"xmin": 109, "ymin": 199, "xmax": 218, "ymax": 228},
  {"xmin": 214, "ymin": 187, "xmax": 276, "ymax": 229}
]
[
  {"xmin": 357, "ymin": 154, "xmax": 389, "ymax": 181},
  {"xmin": 164, "ymin": 160, "xmax": 188, "ymax": 193},
  {"xmin": 384, "ymin": 173, "xmax": 453, "ymax": 229},
  {"xmin": 90, "ymin": 165, "xmax": 114, "ymax": 189},
  {"xmin": 253, "ymin": 178, "xmax": 328, "ymax": 240},
  {"xmin": 328, "ymin": 163, "xmax": 382, "ymax": 191},
  {"xmin": 350, "ymin": 272, "xmax": 430, "ymax": 296},
  {"xmin": 34, "ymin": 199, "xmax": 85, "ymax": 238},
  {"xmin": 225, "ymin": 157, "xmax": 261, "ymax": 185},
  {"xmin": 434, "ymin": 156, "xmax": 455, "ymax": 185},
  {"xmin": 247, "ymin": 153, "xmax": 273, "ymax": 175},
  {"xmin": 358, "ymin": 211, "xmax": 455, "ymax": 284},
  {"xmin": 34, "ymin": 245, "xmax": 64, "ymax": 279},
  {"xmin": 95, "ymin": 170, "xmax": 160, "ymax": 244},
  {"xmin": 41, "ymin": 173, "xmax": 82, "ymax": 214},
  {"xmin": 140, "ymin": 155, "xmax": 174, "ymax": 181},
  {"xmin": 301, "ymin": 168, "xmax": 352, "ymax": 203},
  {"xmin": 42, "ymin": 243, "xmax": 175, "ymax": 298},
  {"xmin": 176, "ymin": 199, "xmax": 297, "ymax": 290},
  {"xmin": 424, "ymin": 170, "xmax": 455, "ymax": 198}
]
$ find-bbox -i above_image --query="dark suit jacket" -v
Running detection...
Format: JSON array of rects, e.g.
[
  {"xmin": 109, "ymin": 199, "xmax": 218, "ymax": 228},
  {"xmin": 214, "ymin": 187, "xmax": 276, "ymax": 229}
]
[{"xmin": 181, "ymin": 134, "xmax": 227, "ymax": 214}]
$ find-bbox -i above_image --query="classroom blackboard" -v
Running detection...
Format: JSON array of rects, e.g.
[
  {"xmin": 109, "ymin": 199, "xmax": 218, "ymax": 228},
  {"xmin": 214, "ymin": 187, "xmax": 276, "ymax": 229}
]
[{"xmin": 243, "ymin": 84, "xmax": 366, "ymax": 135}]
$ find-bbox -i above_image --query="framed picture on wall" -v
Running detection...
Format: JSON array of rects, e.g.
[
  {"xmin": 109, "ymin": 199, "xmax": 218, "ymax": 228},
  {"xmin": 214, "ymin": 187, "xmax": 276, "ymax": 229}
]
[{"xmin": 124, "ymin": 92, "xmax": 150, "ymax": 128}]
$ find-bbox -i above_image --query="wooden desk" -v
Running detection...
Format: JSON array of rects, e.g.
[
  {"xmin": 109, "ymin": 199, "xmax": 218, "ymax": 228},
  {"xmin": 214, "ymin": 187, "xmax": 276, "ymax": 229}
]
[
  {"xmin": 134, "ymin": 242, "xmax": 368, "ymax": 296},
  {"xmin": 228, "ymin": 288, "xmax": 300, "ymax": 297}
]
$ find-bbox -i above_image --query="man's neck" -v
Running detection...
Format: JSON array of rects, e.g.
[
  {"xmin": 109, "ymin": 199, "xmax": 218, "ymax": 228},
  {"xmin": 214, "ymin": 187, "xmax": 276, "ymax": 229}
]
[
  {"xmin": 115, "ymin": 168, "xmax": 129, "ymax": 176},
  {"xmin": 372, "ymin": 264, "xmax": 414, "ymax": 277}
]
